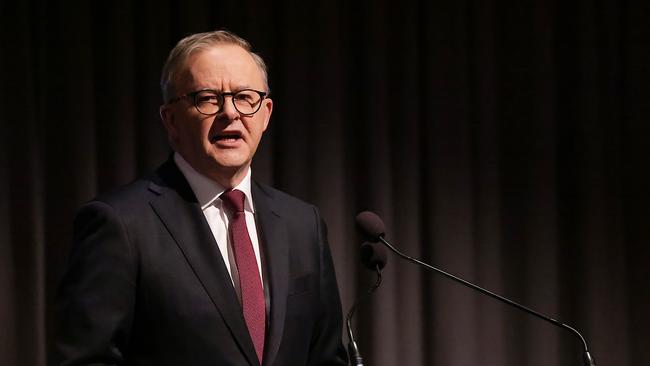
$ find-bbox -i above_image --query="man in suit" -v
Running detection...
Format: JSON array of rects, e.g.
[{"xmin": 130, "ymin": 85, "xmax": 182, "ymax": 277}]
[{"xmin": 52, "ymin": 30, "xmax": 348, "ymax": 366}]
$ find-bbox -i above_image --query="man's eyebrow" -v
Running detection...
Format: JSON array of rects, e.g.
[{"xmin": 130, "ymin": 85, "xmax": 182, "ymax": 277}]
[
  {"xmin": 195, "ymin": 85, "xmax": 256, "ymax": 92},
  {"xmin": 230, "ymin": 85, "xmax": 255, "ymax": 91}
]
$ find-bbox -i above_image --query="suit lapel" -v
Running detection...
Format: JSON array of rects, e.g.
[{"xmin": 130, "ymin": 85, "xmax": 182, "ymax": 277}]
[
  {"xmin": 148, "ymin": 159, "xmax": 260, "ymax": 366},
  {"xmin": 253, "ymin": 182, "xmax": 289, "ymax": 366}
]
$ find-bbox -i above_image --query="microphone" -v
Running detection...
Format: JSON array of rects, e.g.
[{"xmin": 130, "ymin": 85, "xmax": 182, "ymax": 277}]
[
  {"xmin": 355, "ymin": 211, "xmax": 596, "ymax": 366},
  {"xmin": 360, "ymin": 241, "xmax": 387, "ymax": 271},
  {"xmin": 346, "ymin": 241, "xmax": 388, "ymax": 366}
]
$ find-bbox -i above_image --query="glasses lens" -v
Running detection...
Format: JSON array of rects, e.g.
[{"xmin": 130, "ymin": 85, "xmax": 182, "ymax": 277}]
[
  {"xmin": 233, "ymin": 90, "xmax": 263, "ymax": 115},
  {"xmin": 193, "ymin": 90, "xmax": 264, "ymax": 115},
  {"xmin": 194, "ymin": 90, "xmax": 221, "ymax": 115}
]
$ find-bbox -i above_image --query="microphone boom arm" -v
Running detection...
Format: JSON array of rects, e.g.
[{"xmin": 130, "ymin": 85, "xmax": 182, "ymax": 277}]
[
  {"xmin": 346, "ymin": 266, "xmax": 383, "ymax": 366},
  {"xmin": 377, "ymin": 236, "xmax": 596, "ymax": 366}
]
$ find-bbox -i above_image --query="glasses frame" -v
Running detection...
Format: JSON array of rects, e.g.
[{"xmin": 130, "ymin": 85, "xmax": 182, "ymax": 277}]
[{"xmin": 166, "ymin": 88, "xmax": 268, "ymax": 116}]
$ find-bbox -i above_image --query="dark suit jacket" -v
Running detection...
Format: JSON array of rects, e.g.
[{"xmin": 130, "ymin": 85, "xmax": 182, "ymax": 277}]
[{"xmin": 52, "ymin": 158, "xmax": 348, "ymax": 366}]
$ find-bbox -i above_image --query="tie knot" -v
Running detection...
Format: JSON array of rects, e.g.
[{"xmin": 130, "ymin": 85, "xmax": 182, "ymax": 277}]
[{"xmin": 220, "ymin": 189, "xmax": 246, "ymax": 213}]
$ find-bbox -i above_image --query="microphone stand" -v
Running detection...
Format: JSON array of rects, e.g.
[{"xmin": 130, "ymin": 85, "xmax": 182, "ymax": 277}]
[
  {"xmin": 346, "ymin": 265, "xmax": 383, "ymax": 366},
  {"xmin": 377, "ymin": 236, "xmax": 596, "ymax": 366}
]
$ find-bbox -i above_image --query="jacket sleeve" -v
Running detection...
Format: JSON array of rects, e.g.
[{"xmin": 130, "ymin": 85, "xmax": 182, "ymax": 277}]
[
  {"xmin": 306, "ymin": 207, "xmax": 349, "ymax": 366},
  {"xmin": 51, "ymin": 200, "xmax": 137, "ymax": 366}
]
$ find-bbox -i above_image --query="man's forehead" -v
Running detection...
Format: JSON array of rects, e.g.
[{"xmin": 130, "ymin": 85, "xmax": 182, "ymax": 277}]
[
  {"xmin": 177, "ymin": 45, "xmax": 262, "ymax": 82},
  {"xmin": 181, "ymin": 44, "xmax": 261, "ymax": 76},
  {"xmin": 187, "ymin": 44, "xmax": 257, "ymax": 69}
]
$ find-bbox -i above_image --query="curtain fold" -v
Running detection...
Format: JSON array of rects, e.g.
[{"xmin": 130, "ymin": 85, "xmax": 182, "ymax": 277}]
[{"xmin": 2, "ymin": 1, "xmax": 649, "ymax": 365}]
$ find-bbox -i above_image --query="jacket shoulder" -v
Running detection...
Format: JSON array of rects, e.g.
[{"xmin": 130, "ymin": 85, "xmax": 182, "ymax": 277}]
[
  {"xmin": 253, "ymin": 181, "xmax": 317, "ymax": 212},
  {"xmin": 91, "ymin": 177, "xmax": 158, "ymax": 210}
]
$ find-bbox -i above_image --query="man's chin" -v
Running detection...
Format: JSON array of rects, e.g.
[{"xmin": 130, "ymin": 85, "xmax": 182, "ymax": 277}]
[
  {"xmin": 206, "ymin": 147, "xmax": 246, "ymax": 164},
  {"xmin": 209, "ymin": 156, "xmax": 252, "ymax": 172}
]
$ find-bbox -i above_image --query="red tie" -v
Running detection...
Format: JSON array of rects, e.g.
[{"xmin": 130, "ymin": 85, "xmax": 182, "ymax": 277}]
[{"xmin": 221, "ymin": 189, "xmax": 266, "ymax": 364}]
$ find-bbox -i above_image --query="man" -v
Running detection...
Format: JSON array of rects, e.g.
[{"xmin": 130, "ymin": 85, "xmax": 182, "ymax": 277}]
[{"xmin": 52, "ymin": 30, "xmax": 348, "ymax": 366}]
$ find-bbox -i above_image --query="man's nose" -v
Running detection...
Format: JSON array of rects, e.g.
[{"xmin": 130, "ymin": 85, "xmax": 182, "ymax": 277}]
[{"xmin": 217, "ymin": 95, "xmax": 240, "ymax": 120}]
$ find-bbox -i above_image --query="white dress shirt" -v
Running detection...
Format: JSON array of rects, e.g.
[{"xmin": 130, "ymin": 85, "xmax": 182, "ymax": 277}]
[{"xmin": 174, "ymin": 153, "xmax": 264, "ymax": 290}]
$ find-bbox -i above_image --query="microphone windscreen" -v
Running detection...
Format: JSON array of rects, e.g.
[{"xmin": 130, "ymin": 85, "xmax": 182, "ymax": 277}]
[
  {"xmin": 355, "ymin": 211, "xmax": 385, "ymax": 242},
  {"xmin": 360, "ymin": 241, "xmax": 387, "ymax": 270}
]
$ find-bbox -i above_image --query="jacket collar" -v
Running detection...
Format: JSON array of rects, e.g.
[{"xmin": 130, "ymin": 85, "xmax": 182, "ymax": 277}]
[
  {"xmin": 148, "ymin": 157, "xmax": 291, "ymax": 366},
  {"xmin": 148, "ymin": 157, "xmax": 261, "ymax": 365}
]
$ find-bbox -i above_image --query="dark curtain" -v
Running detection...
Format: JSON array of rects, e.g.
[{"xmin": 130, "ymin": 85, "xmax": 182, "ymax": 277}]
[{"xmin": 2, "ymin": 1, "xmax": 649, "ymax": 365}]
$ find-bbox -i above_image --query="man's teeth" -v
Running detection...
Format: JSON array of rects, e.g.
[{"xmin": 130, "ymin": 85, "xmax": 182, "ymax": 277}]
[{"xmin": 214, "ymin": 135, "xmax": 240, "ymax": 141}]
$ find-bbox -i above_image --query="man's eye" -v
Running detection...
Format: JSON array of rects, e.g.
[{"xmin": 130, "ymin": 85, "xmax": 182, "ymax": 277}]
[
  {"xmin": 235, "ymin": 92, "xmax": 255, "ymax": 102},
  {"xmin": 197, "ymin": 95, "xmax": 219, "ymax": 103}
]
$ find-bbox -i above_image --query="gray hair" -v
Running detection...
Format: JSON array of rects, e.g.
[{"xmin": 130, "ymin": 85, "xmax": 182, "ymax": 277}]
[{"xmin": 160, "ymin": 30, "xmax": 269, "ymax": 102}]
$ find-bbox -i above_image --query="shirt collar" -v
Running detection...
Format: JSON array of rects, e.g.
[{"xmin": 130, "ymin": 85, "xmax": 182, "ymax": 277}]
[{"xmin": 173, "ymin": 152, "xmax": 255, "ymax": 213}]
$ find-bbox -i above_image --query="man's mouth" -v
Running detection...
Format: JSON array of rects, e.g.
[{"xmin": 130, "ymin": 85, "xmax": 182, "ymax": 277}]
[{"xmin": 211, "ymin": 132, "xmax": 243, "ymax": 143}]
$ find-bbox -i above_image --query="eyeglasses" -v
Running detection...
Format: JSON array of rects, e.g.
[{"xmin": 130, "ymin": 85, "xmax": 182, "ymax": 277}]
[{"xmin": 166, "ymin": 88, "xmax": 268, "ymax": 116}]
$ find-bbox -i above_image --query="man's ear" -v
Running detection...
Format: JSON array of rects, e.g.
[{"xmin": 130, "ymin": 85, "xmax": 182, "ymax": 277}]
[
  {"xmin": 261, "ymin": 98, "xmax": 273, "ymax": 132},
  {"xmin": 160, "ymin": 104, "xmax": 178, "ymax": 145}
]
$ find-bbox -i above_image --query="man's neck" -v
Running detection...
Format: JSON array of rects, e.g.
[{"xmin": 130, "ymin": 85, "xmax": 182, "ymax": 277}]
[
  {"xmin": 173, "ymin": 152, "xmax": 252, "ymax": 191},
  {"xmin": 209, "ymin": 167, "xmax": 249, "ymax": 190}
]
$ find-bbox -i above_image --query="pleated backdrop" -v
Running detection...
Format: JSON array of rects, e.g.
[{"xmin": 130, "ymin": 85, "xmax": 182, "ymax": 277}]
[{"xmin": 2, "ymin": 1, "xmax": 649, "ymax": 365}]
